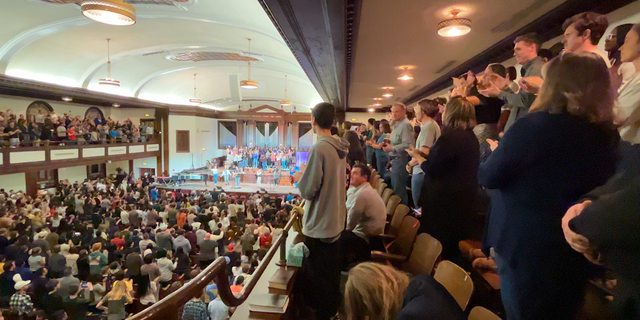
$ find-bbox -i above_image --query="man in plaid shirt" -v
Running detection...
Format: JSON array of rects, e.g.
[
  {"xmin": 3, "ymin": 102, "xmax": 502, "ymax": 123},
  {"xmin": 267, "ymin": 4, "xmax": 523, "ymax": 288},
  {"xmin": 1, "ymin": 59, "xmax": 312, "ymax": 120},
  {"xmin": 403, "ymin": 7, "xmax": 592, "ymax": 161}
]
[
  {"xmin": 10, "ymin": 278, "xmax": 33, "ymax": 315},
  {"xmin": 181, "ymin": 294, "xmax": 208, "ymax": 320}
]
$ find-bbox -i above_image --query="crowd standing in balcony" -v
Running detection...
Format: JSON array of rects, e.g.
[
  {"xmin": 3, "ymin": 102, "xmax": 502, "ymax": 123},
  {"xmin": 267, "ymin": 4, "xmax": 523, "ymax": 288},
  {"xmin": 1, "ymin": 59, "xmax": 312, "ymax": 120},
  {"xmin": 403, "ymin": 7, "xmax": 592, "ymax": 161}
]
[
  {"xmin": 0, "ymin": 171, "xmax": 298, "ymax": 319},
  {"xmin": 0, "ymin": 108, "xmax": 154, "ymax": 148}
]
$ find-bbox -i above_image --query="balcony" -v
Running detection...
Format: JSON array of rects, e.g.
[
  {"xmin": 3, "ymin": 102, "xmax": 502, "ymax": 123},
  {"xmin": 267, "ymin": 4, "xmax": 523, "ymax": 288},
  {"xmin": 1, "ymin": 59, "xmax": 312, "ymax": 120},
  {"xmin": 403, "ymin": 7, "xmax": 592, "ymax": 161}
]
[{"xmin": 0, "ymin": 139, "xmax": 161, "ymax": 175}]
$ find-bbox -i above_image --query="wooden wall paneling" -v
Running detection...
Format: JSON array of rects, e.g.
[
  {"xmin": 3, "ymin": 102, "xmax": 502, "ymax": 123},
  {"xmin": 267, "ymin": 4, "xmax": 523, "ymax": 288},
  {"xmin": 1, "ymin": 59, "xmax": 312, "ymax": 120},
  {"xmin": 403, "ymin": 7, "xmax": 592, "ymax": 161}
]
[
  {"xmin": 176, "ymin": 130, "xmax": 190, "ymax": 153},
  {"xmin": 24, "ymin": 170, "xmax": 38, "ymax": 198}
]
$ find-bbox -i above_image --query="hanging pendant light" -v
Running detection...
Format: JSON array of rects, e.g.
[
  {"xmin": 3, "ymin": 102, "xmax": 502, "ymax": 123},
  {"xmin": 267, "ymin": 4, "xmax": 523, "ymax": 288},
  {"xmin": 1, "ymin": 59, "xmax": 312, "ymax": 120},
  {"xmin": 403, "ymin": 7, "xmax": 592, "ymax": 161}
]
[
  {"xmin": 99, "ymin": 38, "xmax": 120, "ymax": 87},
  {"xmin": 382, "ymin": 87, "xmax": 393, "ymax": 98},
  {"xmin": 240, "ymin": 38, "xmax": 259, "ymax": 89},
  {"xmin": 81, "ymin": 0, "xmax": 136, "ymax": 26},
  {"xmin": 281, "ymin": 75, "xmax": 292, "ymax": 106},
  {"xmin": 189, "ymin": 73, "xmax": 202, "ymax": 104},
  {"xmin": 373, "ymin": 98, "xmax": 382, "ymax": 107}
]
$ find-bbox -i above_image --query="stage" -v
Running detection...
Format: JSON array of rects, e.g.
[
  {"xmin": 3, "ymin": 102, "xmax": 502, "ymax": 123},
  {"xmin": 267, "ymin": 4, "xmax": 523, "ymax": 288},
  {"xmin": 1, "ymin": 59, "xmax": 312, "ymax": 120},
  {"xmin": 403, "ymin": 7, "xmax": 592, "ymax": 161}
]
[{"xmin": 155, "ymin": 181, "xmax": 299, "ymax": 196}]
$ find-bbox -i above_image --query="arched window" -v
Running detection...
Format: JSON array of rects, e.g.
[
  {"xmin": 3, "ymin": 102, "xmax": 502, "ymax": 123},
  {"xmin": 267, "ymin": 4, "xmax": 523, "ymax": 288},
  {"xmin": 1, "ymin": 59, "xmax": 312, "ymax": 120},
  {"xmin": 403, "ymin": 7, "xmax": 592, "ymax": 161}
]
[{"xmin": 26, "ymin": 101, "xmax": 53, "ymax": 123}]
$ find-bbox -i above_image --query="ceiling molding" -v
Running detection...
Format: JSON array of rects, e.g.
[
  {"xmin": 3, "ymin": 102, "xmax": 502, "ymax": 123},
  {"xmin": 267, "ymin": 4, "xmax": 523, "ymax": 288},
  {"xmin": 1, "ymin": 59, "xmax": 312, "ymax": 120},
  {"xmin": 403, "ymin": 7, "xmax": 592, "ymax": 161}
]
[
  {"xmin": 401, "ymin": 0, "xmax": 636, "ymax": 105},
  {"xmin": 345, "ymin": 0, "xmax": 363, "ymax": 109},
  {"xmin": 257, "ymin": 0, "xmax": 347, "ymax": 109}
]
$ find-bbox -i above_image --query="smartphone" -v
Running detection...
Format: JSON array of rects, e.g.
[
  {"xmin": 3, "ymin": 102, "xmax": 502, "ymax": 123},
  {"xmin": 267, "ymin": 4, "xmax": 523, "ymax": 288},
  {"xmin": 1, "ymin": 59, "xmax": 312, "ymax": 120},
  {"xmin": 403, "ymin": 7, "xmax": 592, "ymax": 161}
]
[
  {"xmin": 81, "ymin": 283, "xmax": 88, "ymax": 288},
  {"xmin": 74, "ymin": 232, "xmax": 81, "ymax": 237}
]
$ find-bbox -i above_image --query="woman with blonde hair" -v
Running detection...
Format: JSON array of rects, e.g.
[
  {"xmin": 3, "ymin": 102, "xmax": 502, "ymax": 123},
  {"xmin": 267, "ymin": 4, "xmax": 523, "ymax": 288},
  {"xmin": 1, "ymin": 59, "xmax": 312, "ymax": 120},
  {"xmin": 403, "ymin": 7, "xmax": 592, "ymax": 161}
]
[
  {"xmin": 344, "ymin": 262, "xmax": 464, "ymax": 320},
  {"xmin": 407, "ymin": 96, "xmax": 479, "ymax": 263},
  {"xmin": 479, "ymin": 52, "xmax": 618, "ymax": 319},
  {"xmin": 96, "ymin": 281, "xmax": 133, "ymax": 320}
]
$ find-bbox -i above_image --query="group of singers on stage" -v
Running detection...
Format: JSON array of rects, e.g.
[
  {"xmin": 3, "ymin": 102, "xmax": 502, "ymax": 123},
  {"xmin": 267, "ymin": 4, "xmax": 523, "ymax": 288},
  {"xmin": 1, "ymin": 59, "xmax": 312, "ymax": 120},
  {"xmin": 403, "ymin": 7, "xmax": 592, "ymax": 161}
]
[
  {"xmin": 200, "ymin": 146, "xmax": 295, "ymax": 189},
  {"xmin": 223, "ymin": 146, "xmax": 297, "ymax": 170}
]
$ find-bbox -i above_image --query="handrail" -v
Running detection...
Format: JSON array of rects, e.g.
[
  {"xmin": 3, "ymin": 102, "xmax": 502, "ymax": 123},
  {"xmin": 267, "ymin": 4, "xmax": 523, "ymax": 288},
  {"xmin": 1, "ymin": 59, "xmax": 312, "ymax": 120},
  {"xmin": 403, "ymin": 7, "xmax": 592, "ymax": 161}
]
[{"xmin": 129, "ymin": 212, "xmax": 299, "ymax": 320}]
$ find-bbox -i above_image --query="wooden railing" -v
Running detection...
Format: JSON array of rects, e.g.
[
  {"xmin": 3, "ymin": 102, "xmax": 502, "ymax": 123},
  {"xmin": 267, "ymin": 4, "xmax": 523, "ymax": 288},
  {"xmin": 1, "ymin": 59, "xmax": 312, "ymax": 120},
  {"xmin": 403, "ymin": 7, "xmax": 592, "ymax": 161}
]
[{"xmin": 129, "ymin": 213, "xmax": 299, "ymax": 320}]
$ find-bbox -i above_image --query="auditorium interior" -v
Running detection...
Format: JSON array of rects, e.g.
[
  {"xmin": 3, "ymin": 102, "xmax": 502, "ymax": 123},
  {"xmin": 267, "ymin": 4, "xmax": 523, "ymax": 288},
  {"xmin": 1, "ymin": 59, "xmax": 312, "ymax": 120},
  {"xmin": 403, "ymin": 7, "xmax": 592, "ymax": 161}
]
[{"xmin": 0, "ymin": 0, "xmax": 639, "ymax": 319}]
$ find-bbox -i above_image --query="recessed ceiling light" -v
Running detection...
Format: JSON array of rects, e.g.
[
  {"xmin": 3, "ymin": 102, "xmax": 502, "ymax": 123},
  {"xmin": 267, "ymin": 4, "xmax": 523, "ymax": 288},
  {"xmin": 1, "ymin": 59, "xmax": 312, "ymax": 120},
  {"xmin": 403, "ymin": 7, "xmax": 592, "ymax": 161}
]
[
  {"xmin": 368, "ymin": 108, "xmax": 375, "ymax": 113},
  {"xmin": 112, "ymin": 103, "xmax": 120, "ymax": 108},
  {"xmin": 61, "ymin": 96, "xmax": 73, "ymax": 102},
  {"xmin": 438, "ymin": 9, "xmax": 471, "ymax": 37},
  {"xmin": 396, "ymin": 66, "xmax": 415, "ymax": 81}
]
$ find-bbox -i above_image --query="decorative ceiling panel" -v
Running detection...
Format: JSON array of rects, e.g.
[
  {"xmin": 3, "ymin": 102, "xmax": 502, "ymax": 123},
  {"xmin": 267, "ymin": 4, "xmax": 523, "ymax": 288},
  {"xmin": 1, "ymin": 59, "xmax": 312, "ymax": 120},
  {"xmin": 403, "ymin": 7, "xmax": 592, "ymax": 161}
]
[
  {"xmin": 35, "ymin": 0, "xmax": 190, "ymax": 5},
  {"xmin": 167, "ymin": 52, "xmax": 260, "ymax": 62}
]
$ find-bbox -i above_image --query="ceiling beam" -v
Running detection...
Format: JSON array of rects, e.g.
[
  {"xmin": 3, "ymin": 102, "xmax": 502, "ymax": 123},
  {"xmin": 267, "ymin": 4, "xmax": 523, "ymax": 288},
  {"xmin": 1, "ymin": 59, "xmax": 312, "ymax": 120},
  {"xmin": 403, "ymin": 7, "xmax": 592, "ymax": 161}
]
[
  {"xmin": 401, "ymin": 0, "xmax": 636, "ymax": 106},
  {"xmin": 257, "ymin": 0, "xmax": 350, "ymax": 110}
]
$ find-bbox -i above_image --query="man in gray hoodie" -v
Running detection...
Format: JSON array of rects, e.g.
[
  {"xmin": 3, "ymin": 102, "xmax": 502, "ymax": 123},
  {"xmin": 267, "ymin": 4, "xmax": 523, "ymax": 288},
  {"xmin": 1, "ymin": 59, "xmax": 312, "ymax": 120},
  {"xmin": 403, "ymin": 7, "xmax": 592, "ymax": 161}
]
[{"xmin": 297, "ymin": 102, "xmax": 349, "ymax": 320}]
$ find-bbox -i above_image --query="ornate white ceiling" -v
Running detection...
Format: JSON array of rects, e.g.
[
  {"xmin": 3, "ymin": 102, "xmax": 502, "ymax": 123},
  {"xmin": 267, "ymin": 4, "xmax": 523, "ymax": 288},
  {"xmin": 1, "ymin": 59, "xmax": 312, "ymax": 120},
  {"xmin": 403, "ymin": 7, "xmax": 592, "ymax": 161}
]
[{"xmin": 0, "ymin": 0, "xmax": 323, "ymax": 111}]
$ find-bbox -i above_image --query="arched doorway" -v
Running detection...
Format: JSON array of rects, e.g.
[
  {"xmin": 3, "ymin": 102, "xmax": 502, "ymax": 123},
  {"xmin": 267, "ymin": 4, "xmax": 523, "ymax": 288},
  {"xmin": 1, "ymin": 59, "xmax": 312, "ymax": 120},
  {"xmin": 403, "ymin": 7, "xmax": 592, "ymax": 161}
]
[
  {"xmin": 26, "ymin": 101, "xmax": 53, "ymax": 123},
  {"xmin": 84, "ymin": 107, "xmax": 105, "ymax": 124}
]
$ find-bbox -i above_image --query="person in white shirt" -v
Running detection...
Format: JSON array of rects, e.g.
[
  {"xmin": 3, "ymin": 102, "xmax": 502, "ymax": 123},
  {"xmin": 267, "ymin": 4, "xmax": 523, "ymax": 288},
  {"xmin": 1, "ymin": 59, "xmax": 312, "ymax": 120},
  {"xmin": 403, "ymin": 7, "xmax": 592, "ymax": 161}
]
[
  {"xmin": 407, "ymin": 99, "xmax": 441, "ymax": 207},
  {"xmin": 562, "ymin": 12, "xmax": 611, "ymax": 67},
  {"xmin": 339, "ymin": 163, "xmax": 386, "ymax": 270},
  {"xmin": 120, "ymin": 209, "xmax": 130, "ymax": 226}
]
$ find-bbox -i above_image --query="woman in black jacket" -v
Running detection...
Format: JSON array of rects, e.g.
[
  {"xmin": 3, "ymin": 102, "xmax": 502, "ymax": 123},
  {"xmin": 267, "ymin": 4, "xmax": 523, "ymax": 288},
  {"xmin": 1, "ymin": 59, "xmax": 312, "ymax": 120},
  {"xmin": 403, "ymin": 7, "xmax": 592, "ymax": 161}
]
[
  {"xmin": 479, "ymin": 53, "xmax": 618, "ymax": 319},
  {"xmin": 408, "ymin": 96, "xmax": 479, "ymax": 264},
  {"xmin": 344, "ymin": 130, "xmax": 367, "ymax": 167}
]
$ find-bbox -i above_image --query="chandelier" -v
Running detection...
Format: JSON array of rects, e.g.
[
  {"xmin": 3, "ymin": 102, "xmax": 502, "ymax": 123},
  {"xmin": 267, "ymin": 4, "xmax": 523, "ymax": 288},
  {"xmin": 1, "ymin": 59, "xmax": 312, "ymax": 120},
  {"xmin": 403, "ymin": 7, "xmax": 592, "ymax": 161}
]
[
  {"xmin": 240, "ymin": 38, "xmax": 259, "ymax": 89},
  {"xmin": 281, "ymin": 75, "xmax": 292, "ymax": 106},
  {"xmin": 81, "ymin": 0, "xmax": 136, "ymax": 26},
  {"xmin": 438, "ymin": 10, "xmax": 471, "ymax": 37},
  {"xmin": 189, "ymin": 73, "xmax": 202, "ymax": 104},
  {"xmin": 99, "ymin": 38, "xmax": 120, "ymax": 87}
]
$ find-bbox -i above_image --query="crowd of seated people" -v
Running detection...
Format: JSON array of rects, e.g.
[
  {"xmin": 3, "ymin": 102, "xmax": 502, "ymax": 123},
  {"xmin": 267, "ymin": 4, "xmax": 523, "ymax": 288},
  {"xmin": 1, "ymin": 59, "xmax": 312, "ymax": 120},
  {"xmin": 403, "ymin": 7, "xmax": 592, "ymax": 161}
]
[
  {"xmin": 300, "ymin": 12, "xmax": 640, "ymax": 320},
  {"xmin": 0, "ymin": 108, "xmax": 154, "ymax": 148},
  {"xmin": 0, "ymin": 171, "xmax": 297, "ymax": 320}
]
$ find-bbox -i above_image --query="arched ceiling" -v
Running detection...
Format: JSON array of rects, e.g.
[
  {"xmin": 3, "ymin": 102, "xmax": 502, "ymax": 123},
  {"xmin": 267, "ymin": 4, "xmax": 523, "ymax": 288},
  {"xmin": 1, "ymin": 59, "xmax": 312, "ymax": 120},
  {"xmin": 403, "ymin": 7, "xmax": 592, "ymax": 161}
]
[{"xmin": 0, "ymin": 0, "xmax": 323, "ymax": 111}]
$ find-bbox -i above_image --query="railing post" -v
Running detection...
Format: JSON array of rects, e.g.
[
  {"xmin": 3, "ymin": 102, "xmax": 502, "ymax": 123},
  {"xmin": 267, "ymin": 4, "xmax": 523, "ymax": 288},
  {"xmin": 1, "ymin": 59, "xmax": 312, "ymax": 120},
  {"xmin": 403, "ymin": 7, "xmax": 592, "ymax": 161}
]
[{"xmin": 276, "ymin": 229, "xmax": 288, "ymax": 267}]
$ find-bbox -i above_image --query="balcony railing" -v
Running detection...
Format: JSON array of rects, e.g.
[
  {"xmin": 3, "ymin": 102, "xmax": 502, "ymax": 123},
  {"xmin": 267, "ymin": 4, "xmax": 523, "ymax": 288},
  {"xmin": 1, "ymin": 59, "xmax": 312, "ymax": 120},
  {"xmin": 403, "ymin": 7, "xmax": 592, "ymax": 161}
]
[{"xmin": 129, "ymin": 212, "xmax": 300, "ymax": 320}]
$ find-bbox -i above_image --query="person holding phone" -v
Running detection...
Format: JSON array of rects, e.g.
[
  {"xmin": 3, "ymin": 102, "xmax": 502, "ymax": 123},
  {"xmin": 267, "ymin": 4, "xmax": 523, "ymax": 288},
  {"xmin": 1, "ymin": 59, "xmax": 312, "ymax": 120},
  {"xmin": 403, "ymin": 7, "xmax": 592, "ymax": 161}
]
[{"xmin": 63, "ymin": 283, "xmax": 95, "ymax": 320}]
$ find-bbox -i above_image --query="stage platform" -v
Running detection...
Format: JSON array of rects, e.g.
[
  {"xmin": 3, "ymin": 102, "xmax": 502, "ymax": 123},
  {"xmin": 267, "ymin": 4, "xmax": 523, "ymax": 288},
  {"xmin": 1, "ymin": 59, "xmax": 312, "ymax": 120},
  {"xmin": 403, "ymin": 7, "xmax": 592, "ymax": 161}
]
[{"xmin": 155, "ymin": 182, "xmax": 299, "ymax": 196}]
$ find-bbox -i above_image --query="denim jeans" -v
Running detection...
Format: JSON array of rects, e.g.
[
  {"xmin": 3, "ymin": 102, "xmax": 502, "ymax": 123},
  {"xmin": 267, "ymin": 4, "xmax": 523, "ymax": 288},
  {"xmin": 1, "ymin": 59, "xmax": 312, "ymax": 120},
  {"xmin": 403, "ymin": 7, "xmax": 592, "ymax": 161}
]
[
  {"xmin": 411, "ymin": 172, "xmax": 424, "ymax": 208},
  {"xmin": 390, "ymin": 157, "xmax": 409, "ymax": 205}
]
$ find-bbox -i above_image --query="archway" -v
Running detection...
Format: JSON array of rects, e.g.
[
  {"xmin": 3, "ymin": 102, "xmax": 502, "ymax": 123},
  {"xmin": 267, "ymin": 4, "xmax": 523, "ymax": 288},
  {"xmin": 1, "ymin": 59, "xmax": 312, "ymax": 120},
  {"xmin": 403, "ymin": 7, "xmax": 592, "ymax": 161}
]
[
  {"xmin": 26, "ymin": 100, "xmax": 53, "ymax": 123},
  {"xmin": 84, "ymin": 106, "xmax": 105, "ymax": 123}
]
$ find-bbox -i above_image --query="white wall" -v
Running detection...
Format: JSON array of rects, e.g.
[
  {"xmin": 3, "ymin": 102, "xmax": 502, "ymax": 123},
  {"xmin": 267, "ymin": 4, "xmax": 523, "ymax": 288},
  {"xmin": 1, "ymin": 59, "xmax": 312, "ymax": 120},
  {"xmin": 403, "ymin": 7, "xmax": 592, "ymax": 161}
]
[
  {"xmin": 58, "ymin": 165, "xmax": 87, "ymax": 183},
  {"xmin": 0, "ymin": 173, "xmax": 26, "ymax": 193},
  {"xmin": 133, "ymin": 157, "xmax": 158, "ymax": 176},
  {"xmin": 195, "ymin": 117, "xmax": 222, "ymax": 165},
  {"xmin": 107, "ymin": 160, "xmax": 130, "ymax": 176},
  {"xmin": 168, "ymin": 115, "xmax": 221, "ymax": 174}
]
